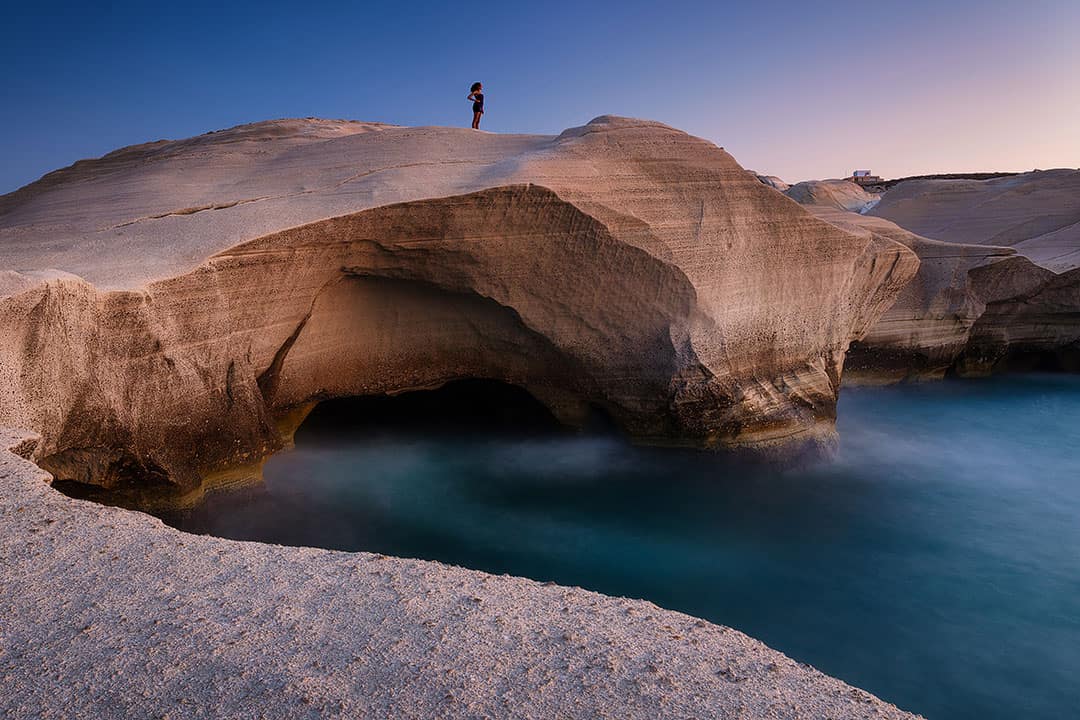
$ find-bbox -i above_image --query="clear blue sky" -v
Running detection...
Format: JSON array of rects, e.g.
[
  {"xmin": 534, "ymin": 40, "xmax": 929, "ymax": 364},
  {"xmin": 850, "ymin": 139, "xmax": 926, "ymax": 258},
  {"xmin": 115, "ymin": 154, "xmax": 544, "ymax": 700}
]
[{"xmin": 3, "ymin": 0, "xmax": 1077, "ymax": 193}]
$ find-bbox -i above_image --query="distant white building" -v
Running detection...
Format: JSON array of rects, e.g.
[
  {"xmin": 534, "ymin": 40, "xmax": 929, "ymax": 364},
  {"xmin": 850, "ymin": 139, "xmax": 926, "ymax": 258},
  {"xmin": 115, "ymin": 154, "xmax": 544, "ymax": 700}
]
[{"xmin": 851, "ymin": 169, "xmax": 883, "ymax": 186}]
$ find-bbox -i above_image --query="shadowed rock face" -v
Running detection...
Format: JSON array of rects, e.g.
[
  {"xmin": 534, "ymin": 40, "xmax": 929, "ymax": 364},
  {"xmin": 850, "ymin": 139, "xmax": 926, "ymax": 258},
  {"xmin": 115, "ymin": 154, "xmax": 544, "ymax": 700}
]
[
  {"xmin": 0, "ymin": 117, "xmax": 917, "ymax": 495},
  {"xmin": 956, "ymin": 259, "xmax": 1080, "ymax": 374},
  {"xmin": 798, "ymin": 206, "xmax": 1014, "ymax": 381}
]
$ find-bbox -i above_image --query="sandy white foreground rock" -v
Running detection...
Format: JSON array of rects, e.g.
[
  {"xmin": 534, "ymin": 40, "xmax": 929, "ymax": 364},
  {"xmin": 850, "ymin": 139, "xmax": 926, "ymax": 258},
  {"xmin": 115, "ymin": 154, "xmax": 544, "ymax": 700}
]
[
  {"xmin": 0, "ymin": 116, "xmax": 917, "ymax": 494},
  {"xmin": 0, "ymin": 430, "xmax": 920, "ymax": 720}
]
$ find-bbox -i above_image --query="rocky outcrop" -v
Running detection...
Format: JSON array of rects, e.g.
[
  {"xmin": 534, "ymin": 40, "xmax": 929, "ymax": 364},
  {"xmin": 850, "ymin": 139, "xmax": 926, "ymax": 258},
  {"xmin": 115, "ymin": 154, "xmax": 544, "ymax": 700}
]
[
  {"xmin": 751, "ymin": 172, "xmax": 790, "ymax": 192},
  {"xmin": 870, "ymin": 169, "xmax": 1080, "ymax": 271},
  {"xmin": 791, "ymin": 176, "xmax": 1080, "ymax": 381},
  {"xmin": 956, "ymin": 259, "xmax": 1080, "ymax": 374},
  {"xmin": 786, "ymin": 180, "xmax": 880, "ymax": 214},
  {"xmin": 790, "ymin": 201, "xmax": 1012, "ymax": 380},
  {"xmin": 0, "ymin": 116, "xmax": 917, "ymax": 496}
]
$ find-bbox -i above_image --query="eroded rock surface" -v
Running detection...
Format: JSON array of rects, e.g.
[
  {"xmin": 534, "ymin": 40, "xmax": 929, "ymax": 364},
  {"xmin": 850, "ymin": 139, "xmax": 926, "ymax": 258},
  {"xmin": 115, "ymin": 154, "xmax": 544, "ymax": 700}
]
[
  {"xmin": 752, "ymin": 172, "xmax": 790, "ymax": 192},
  {"xmin": 957, "ymin": 259, "xmax": 1080, "ymax": 374},
  {"xmin": 870, "ymin": 169, "xmax": 1080, "ymax": 271},
  {"xmin": 0, "ymin": 116, "xmax": 917, "ymax": 494},
  {"xmin": 797, "ymin": 204, "xmax": 1013, "ymax": 380},
  {"xmin": 791, "ymin": 175, "xmax": 1080, "ymax": 380},
  {"xmin": 0, "ymin": 430, "xmax": 921, "ymax": 719},
  {"xmin": 786, "ymin": 179, "xmax": 880, "ymax": 214}
]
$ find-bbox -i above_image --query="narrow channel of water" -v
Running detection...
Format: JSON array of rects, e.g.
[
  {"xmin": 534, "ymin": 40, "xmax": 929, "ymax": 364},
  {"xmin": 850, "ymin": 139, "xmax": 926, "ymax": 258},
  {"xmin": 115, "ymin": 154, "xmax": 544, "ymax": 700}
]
[{"xmin": 161, "ymin": 375, "xmax": 1080, "ymax": 720}]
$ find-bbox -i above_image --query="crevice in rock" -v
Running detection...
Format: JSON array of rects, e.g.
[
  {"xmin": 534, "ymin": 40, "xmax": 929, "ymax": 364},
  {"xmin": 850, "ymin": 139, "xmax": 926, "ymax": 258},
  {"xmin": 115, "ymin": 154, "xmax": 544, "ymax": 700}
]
[
  {"xmin": 256, "ymin": 310, "xmax": 313, "ymax": 406},
  {"xmin": 111, "ymin": 197, "xmax": 270, "ymax": 228}
]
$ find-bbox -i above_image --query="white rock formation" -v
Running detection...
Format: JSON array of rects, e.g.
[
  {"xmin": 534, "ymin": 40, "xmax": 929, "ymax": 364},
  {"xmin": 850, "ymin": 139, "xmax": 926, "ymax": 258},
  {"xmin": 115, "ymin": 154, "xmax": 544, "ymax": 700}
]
[
  {"xmin": 791, "ymin": 172, "xmax": 1080, "ymax": 380},
  {"xmin": 0, "ymin": 428, "xmax": 922, "ymax": 719},
  {"xmin": 786, "ymin": 179, "xmax": 880, "ymax": 214},
  {"xmin": 751, "ymin": 172, "xmax": 791, "ymax": 192},
  {"xmin": 870, "ymin": 169, "xmax": 1080, "ymax": 271},
  {"xmin": 0, "ymin": 116, "xmax": 917, "ymax": 494}
]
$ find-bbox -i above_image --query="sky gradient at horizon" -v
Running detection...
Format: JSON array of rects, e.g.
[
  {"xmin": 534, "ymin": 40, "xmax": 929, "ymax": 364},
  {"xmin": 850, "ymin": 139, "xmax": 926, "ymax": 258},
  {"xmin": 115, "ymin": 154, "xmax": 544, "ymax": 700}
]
[{"xmin": 2, "ymin": 0, "xmax": 1078, "ymax": 193}]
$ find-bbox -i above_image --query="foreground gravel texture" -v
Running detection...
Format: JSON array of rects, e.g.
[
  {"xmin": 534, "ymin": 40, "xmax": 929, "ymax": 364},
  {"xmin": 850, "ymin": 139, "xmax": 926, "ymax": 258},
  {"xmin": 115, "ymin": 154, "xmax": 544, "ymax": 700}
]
[{"xmin": 0, "ymin": 430, "xmax": 921, "ymax": 719}]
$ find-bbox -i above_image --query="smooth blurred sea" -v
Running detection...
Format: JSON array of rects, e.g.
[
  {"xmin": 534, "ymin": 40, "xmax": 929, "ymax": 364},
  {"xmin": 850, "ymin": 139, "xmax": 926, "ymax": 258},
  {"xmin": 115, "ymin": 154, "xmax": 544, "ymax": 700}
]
[{"xmin": 163, "ymin": 374, "xmax": 1080, "ymax": 720}]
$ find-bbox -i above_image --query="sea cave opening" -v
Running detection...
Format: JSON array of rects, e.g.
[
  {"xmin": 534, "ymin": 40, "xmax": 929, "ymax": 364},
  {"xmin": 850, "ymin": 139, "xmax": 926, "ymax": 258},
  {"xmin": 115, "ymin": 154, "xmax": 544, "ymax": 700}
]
[{"xmin": 295, "ymin": 379, "xmax": 572, "ymax": 441}]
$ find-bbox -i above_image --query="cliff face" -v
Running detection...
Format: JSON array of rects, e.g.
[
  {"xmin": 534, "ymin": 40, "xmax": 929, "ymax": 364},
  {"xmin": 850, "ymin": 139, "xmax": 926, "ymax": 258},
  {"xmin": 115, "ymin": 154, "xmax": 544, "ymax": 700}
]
[
  {"xmin": 796, "ymin": 206, "xmax": 1014, "ymax": 380},
  {"xmin": 957, "ymin": 259, "xmax": 1080, "ymax": 374},
  {"xmin": 0, "ymin": 117, "xmax": 917, "ymax": 495},
  {"xmin": 789, "ymin": 175, "xmax": 1080, "ymax": 381}
]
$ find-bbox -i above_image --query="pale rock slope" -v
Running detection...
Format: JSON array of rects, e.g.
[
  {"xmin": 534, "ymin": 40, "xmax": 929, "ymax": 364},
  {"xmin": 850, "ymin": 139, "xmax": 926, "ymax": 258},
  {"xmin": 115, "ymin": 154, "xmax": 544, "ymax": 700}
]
[
  {"xmin": 791, "ymin": 202, "xmax": 1013, "ymax": 380},
  {"xmin": 752, "ymin": 172, "xmax": 790, "ymax": 192},
  {"xmin": 791, "ymin": 173, "xmax": 1080, "ymax": 379},
  {"xmin": 870, "ymin": 169, "xmax": 1080, "ymax": 271},
  {"xmin": 0, "ymin": 116, "xmax": 917, "ymax": 494},
  {"xmin": 786, "ymin": 179, "xmax": 880, "ymax": 214}
]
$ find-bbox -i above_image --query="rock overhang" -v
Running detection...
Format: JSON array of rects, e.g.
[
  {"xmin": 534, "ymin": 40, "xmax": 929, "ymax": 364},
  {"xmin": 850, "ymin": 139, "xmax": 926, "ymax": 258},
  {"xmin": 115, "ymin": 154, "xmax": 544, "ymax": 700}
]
[{"xmin": 0, "ymin": 117, "xmax": 918, "ymax": 494}]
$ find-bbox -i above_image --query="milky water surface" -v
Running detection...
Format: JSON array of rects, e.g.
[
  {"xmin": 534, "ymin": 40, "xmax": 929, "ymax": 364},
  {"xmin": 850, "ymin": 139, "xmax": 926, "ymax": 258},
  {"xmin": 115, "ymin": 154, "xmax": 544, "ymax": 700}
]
[{"xmin": 164, "ymin": 375, "xmax": 1080, "ymax": 720}]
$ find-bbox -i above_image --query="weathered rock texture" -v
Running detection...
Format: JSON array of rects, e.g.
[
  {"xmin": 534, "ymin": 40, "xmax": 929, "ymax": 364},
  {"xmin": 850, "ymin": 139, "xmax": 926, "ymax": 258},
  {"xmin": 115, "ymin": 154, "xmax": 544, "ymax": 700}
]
[
  {"xmin": 0, "ymin": 116, "xmax": 917, "ymax": 494},
  {"xmin": 790, "ymin": 172, "xmax": 1080, "ymax": 380},
  {"xmin": 0, "ymin": 429, "xmax": 921, "ymax": 719},
  {"xmin": 785, "ymin": 180, "xmax": 880, "ymax": 215},
  {"xmin": 797, "ymin": 204, "xmax": 1014, "ymax": 380},
  {"xmin": 956, "ymin": 259, "xmax": 1080, "ymax": 374},
  {"xmin": 870, "ymin": 169, "xmax": 1080, "ymax": 271},
  {"xmin": 752, "ymin": 172, "xmax": 790, "ymax": 192}
]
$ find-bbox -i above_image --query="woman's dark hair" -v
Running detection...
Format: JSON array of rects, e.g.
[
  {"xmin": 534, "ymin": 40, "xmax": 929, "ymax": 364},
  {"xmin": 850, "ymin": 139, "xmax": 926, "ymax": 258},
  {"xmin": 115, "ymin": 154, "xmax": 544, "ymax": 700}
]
[{"xmin": 470, "ymin": 82, "xmax": 482, "ymax": 92}]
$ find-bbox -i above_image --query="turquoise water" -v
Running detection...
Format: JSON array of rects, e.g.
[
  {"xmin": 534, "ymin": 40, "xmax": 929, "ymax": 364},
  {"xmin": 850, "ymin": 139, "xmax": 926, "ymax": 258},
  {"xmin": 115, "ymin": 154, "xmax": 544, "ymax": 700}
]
[{"xmin": 165, "ymin": 375, "xmax": 1080, "ymax": 720}]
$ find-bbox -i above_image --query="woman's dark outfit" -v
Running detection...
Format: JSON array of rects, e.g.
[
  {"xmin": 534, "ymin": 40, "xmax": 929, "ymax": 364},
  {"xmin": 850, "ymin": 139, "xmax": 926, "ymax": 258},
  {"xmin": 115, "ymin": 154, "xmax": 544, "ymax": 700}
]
[{"xmin": 472, "ymin": 93, "xmax": 484, "ymax": 113}]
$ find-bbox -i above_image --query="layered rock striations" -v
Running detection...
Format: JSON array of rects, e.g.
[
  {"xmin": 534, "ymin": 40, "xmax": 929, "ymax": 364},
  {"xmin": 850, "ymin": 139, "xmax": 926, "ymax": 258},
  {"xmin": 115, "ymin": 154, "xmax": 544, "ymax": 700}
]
[
  {"xmin": 0, "ymin": 116, "xmax": 917, "ymax": 496},
  {"xmin": 957, "ymin": 259, "xmax": 1080, "ymax": 374},
  {"xmin": 791, "ymin": 201, "xmax": 1014, "ymax": 380},
  {"xmin": 785, "ymin": 179, "xmax": 881, "ymax": 215},
  {"xmin": 870, "ymin": 169, "xmax": 1080, "ymax": 271},
  {"xmin": 790, "ymin": 172, "xmax": 1080, "ymax": 380}
]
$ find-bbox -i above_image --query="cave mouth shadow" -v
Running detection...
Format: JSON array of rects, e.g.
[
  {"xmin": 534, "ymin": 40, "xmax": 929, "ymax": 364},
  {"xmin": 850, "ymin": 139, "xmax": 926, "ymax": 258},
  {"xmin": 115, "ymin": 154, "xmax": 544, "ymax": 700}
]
[
  {"xmin": 48, "ymin": 380, "xmax": 617, "ymax": 514},
  {"xmin": 296, "ymin": 379, "xmax": 615, "ymax": 444}
]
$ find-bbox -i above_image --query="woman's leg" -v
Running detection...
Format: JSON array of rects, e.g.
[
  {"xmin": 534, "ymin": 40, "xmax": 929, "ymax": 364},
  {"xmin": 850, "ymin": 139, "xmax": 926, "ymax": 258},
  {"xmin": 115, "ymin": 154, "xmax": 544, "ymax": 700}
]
[{"xmin": 472, "ymin": 111, "xmax": 481, "ymax": 129}]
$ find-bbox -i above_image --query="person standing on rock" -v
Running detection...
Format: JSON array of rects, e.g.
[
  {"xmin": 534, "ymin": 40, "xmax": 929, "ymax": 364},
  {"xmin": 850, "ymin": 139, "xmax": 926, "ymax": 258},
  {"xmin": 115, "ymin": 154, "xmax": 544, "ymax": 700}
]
[{"xmin": 467, "ymin": 82, "xmax": 484, "ymax": 129}]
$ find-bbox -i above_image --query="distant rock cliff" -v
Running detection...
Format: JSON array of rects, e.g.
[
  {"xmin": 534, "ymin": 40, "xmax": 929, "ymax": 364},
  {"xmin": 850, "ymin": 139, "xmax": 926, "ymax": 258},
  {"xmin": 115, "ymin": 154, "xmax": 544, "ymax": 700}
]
[
  {"xmin": 870, "ymin": 170, "xmax": 1080, "ymax": 272},
  {"xmin": 786, "ymin": 179, "xmax": 880, "ymax": 214},
  {"xmin": 0, "ymin": 116, "xmax": 917, "ymax": 495},
  {"xmin": 789, "ymin": 171, "xmax": 1080, "ymax": 380}
]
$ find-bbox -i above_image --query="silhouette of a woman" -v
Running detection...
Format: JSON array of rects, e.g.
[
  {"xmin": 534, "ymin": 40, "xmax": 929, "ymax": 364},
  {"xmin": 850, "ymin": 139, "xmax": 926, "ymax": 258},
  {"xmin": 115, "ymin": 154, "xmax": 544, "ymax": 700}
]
[{"xmin": 467, "ymin": 82, "xmax": 484, "ymax": 129}]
